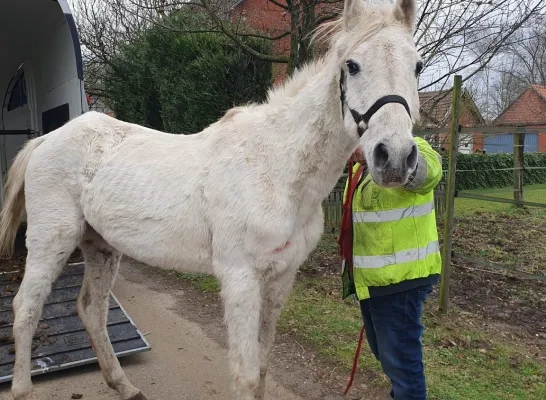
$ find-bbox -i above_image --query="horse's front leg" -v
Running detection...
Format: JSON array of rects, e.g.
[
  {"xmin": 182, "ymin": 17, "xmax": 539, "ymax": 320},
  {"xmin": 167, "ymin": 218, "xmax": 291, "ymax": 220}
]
[
  {"xmin": 256, "ymin": 267, "xmax": 298, "ymax": 399},
  {"xmin": 219, "ymin": 263, "xmax": 263, "ymax": 400}
]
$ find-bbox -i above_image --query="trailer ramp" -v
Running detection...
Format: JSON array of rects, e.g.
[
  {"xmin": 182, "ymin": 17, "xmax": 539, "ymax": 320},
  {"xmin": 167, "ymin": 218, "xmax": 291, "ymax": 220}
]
[{"xmin": 0, "ymin": 262, "xmax": 150, "ymax": 383}]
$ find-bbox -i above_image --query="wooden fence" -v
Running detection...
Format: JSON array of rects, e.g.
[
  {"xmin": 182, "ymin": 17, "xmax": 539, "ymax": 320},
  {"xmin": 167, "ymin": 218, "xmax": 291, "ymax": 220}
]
[{"xmin": 323, "ymin": 189, "xmax": 344, "ymax": 233}]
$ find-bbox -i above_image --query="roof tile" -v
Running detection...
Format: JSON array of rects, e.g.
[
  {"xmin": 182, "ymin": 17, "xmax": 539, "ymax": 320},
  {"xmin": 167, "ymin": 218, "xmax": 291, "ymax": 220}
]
[
  {"xmin": 495, "ymin": 85, "xmax": 546, "ymax": 126},
  {"xmin": 418, "ymin": 89, "xmax": 483, "ymax": 128}
]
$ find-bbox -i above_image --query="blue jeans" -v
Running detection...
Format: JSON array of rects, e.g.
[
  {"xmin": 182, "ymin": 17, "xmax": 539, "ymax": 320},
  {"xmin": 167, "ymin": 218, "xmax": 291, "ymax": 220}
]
[{"xmin": 359, "ymin": 285, "xmax": 432, "ymax": 400}]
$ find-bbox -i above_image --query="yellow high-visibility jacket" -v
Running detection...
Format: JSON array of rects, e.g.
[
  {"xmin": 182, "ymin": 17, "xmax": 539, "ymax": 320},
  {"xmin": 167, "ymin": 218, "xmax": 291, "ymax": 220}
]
[{"xmin": 343, "ymin": 137, "xmax": 443, "ymax": 300}]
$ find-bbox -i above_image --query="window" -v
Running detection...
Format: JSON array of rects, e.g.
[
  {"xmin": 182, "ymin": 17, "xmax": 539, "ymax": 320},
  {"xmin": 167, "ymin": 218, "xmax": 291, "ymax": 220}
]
[
  {"xmin": 42, "ymin": 103, "xmax": 69, "ymax": 134},
  {"xmin": 7, "ymin": 71, "xmax": 27, "ymax": 111}
]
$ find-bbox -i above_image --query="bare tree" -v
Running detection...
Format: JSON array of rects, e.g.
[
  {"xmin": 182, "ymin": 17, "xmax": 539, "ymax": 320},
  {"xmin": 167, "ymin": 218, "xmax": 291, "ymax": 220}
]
[
  {"xmin": 74, "ymin": 0, "xmax": 145, "ymax": 98},
  {"xmin": 199, "ymin": 0, "xmax": 546, "ymax": 85},
  {"xmin": 464, "ymin": 13, "xmax": 546, "ymax": 119},
  {"xmin": 490, "ymin": 63, "xmax": 530, "ymax": 117},
  {"xmin": 413, "ymin": 0, "xmax": 545, "ymax": 126},
  {"xmin": 490, "ymin": 16, "xmax": 546, "ymax": 114},
  {"xmin": 502, "ymin": 16, "xmax": 546, "ymax": 85},
  {"xmin": 116, "ymin": 0, "xmax": 342, "ymax": 74},
  {"xmin": 417, "ymin": 1, "xmax": 542, "ymax": 87},
  {"xmin": 72, "ymin": 0, "xmax": 190, "ymax": 99},
  {"xmin": 74, "ymin": 0, "xmax": 546, "ymax": 117}
]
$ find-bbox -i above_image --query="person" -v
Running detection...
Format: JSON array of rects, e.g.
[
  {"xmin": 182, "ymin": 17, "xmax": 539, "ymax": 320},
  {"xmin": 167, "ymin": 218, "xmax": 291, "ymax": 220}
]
[{"xmin": 339, "ymin": 137, "xmax": 443, "ymax": 400}]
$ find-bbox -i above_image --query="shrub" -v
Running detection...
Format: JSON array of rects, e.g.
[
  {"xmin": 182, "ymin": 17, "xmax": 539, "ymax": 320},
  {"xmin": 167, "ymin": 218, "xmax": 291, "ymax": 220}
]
[
  {"xmin": 334, "ymin": 152, "xmax": 546, "ymax": 191},
  {"xmin": 440, "ymin": 152, "xmax": 546, "ymax": 190},
  {"xmin": 102, "ymin": 11, "xmax": 272, "ymax": 133}
]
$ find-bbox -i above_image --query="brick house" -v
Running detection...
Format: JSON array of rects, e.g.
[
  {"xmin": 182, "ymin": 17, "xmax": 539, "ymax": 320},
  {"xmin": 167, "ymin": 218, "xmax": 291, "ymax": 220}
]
[
  {"xmin": 473, "ymin": 85, "xmax": 546, "ymax": 153},
  {"xmin": 227, "ymin": 0, "xmax": 291, "ymax": 81},
  {"xmin": 226, "ymin": 0, "xmax": 341, "ymax": 82},
  {"xmin": 86, "ymin": 94, "xmax": 115, "ymax": 117},
  {"xmin": 417, "ymin": 89, "xmax": 485, "ymax": 153}
]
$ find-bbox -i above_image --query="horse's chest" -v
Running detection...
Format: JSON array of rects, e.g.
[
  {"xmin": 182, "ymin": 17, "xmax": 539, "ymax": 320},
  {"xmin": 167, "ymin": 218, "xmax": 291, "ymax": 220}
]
[{"xmin": 277, "ymin": 207, "xmax": 324, "ymax": 264}]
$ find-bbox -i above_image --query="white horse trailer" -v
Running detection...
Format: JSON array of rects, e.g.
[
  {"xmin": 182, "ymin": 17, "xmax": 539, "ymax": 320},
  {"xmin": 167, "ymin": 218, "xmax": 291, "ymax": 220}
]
[
  {"xmin": 0, "ymin": 0, "xmax": 150, "ymax": 385},
  {"xmin": 0, "ymin": 0, "xmax": 88, "ymax": 208}
]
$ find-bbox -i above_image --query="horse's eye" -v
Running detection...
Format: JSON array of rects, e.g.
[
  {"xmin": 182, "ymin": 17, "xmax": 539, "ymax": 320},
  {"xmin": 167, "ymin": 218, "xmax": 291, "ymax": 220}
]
[
  {"xmin": 415, "ymin": 61, "xmax": 424, "ymax": 76},
  {"xmin": 346, "ymin": 60, "xmax": 360, "ymax": 75}
]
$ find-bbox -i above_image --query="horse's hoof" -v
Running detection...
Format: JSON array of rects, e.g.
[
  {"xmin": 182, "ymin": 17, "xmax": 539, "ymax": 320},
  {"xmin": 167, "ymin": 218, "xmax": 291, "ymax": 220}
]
[
  {"xmin": 11, "ymin": 388, "xmax": 34, "ymax": 400},
  {"xmin": 127, "ymin": 392, "xmax": 148, "ymax": 400},
  {"xmin": 12, "ymin": 394, "xmax": 33, "ymax": 400}
]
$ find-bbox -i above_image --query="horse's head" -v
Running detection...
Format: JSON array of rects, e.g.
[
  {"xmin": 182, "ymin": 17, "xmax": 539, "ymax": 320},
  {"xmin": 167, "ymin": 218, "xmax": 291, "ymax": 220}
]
[{"xmin": 333, "ymin": 0, "xmax": 422, "ymax": 187}]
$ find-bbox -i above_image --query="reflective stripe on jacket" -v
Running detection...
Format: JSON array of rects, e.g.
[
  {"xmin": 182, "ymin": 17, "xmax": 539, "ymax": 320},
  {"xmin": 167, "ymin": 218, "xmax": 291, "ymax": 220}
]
[{"xmin": 344, "ymin": 137, "xmax": 443, "ymax": 300}]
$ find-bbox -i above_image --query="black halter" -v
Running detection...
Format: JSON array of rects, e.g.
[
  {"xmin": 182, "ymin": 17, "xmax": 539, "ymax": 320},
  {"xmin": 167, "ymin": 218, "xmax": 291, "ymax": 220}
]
[{"xmin": 339, "ymin": 70, "xmax": 412, "ymax": 137}]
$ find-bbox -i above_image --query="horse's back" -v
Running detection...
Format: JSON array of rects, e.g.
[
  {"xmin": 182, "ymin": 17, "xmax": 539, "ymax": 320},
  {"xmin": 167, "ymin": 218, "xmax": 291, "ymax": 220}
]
[
  {"xmin": 24, "ymin": 112, "xmax": 213, "ymax": 272},
  {"xmin": 79, "ymin": 114, "xmax": 211, "ymax": 270}
]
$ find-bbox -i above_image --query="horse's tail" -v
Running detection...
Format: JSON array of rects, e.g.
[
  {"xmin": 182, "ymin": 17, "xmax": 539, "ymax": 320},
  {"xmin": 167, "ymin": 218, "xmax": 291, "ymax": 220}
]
[{"xmin": 0, "ymin": 136, "xmax": 46, "ymax": 257}]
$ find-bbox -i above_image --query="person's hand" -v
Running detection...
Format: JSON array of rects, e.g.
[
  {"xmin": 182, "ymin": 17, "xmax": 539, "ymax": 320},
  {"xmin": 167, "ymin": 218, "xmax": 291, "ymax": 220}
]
[{"xmin": 350, "ymin": 147, "xmax": 365, "ymax": 164}]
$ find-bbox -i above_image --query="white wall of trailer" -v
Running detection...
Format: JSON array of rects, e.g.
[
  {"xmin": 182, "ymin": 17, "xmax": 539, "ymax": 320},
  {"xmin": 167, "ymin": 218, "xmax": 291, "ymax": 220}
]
[{"xmin": 0, "ymin": 0, "xmax": 88, "ymax": 208}]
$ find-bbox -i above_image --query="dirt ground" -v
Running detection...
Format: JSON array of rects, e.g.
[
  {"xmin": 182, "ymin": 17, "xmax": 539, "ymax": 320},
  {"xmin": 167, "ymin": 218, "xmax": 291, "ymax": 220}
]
[
  {"xmin": 0, "ymin": 256, "xmax": 377, "ymax": 400},
  {"xmin": 302, "ymin": 232, "xmax": 546, "ymax": 347},
  {"xmin": 2, "ymin": 224, "xmax": 544, "ymax": 399}
]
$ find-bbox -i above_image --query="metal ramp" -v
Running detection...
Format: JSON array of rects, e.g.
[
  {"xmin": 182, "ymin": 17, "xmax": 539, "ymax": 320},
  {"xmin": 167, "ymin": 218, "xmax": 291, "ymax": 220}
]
[{"xmin": 0, "ymin": 262, "xmax": 151, "ymax": 383}]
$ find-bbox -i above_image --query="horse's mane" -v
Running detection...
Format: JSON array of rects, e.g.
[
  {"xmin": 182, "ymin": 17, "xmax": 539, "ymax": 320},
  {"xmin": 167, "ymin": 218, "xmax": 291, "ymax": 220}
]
[
  {"xmin": 265, "ymin": 60, "xmax": 328, "ymax": 108},
  {"xmin": 265, "ymin": 2, "xmax": 403, "ymax": 107},
  {"xmin": 218, "ymin": 2, "xmax": 405, "ymax": 122}
]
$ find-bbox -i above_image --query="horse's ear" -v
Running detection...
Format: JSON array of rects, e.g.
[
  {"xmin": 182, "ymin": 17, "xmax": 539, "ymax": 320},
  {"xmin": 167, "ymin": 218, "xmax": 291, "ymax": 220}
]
[
  {"xmin": 342, "ymin": 0, "xmax": 364, "ymax": 30},
  {"xmin": 393, "ymin": 0, "xmax": 416, "ymax": 30}
]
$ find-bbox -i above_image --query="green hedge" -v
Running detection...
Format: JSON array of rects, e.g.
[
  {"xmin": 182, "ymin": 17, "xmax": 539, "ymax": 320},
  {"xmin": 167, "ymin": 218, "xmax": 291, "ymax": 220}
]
[
  {"xmin": 101, "ymin": 11, "xmax": 272, "ymax": 133},
  {"xmin": 442, "ymin": 152, "xmax": 546, "ymax": 190},
  {"xmin": 334, "ymin": 152, "xmax": 546, "ymax": 191}
]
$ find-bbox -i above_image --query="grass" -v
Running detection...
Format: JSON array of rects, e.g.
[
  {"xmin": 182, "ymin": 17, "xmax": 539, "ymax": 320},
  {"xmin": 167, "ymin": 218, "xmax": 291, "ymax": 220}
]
[
  {"xmin": 446, "ymin": 183, "xmax": 546, "ymax": 276},
  {"xmin": 170, "ymin": 184, "xmax": 546, "ymax": 399},
  {"xmin": 277, "ymin": 276, "xmax": 546, "ymax": 400},
  {"xmin": 172, "ymin": 271, "xmax": 220, "ymax": 293},
  {"xmin": 454, "ymin": 183, "xmax": 546, "ymax": 215},
  {"xmin": 422, "ymin": 311, "xmax": 546, "ymax": 400},
  {"xmin": 450, "ymin": 208, "xmax": 546, "ymax": 275},
  {"xmin": 175, "ymin": 263, "xmax": 546, "ymax": 399}
]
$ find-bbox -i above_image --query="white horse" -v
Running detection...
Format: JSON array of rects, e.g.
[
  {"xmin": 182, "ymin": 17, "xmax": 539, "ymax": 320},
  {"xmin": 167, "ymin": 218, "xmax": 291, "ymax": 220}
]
[{"xmin": 0, "ymin": 0, "xmax": 422, "ymax": 399}]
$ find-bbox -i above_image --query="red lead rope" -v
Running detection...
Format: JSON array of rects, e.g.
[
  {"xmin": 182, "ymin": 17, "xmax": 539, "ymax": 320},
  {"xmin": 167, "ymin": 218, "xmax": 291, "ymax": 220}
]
[
  {"xmin": 344, "ymin": 324, "xmax": 365, "ymax": 396},
  {"xmin": 337, "ymin": 162, "xmax": 364, "ymax": 260},
  {"xmin": 338, "ymin": 161, "xmax": 366, "ymax": 396}
]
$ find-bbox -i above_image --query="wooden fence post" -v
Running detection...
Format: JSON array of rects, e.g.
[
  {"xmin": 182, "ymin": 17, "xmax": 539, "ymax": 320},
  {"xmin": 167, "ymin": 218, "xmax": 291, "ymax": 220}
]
[
  {"xmin": 439, "ymin": 75, "xmax": 462, "ymax": 314},
  {"xmin": 513, "ymin": 129, "xmax": 524, "ymax": 207}
]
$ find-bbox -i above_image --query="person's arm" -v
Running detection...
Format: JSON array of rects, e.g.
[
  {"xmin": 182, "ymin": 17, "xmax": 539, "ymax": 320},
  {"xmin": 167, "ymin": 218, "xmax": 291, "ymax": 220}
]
[{"xmin": 404, "ymin": 137, "xmax": 443, "ymax": 194}]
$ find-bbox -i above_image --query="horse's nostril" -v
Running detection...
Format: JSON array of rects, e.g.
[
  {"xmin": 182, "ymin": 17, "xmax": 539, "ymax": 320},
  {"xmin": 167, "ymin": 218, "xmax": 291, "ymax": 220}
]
[
  {"xmin": 407, "ymin": 143, "xmax": 418, "ymax": 170},
  {"xmin": 373, "ymin": 143, "xmax": 389, "ymax": 169}
]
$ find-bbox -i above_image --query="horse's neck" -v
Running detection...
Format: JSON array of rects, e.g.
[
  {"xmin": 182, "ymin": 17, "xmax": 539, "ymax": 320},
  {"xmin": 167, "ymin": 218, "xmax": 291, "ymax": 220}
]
[{"xmin": 274, "ymin": 62, "xmax": 356, "ymax": 205}]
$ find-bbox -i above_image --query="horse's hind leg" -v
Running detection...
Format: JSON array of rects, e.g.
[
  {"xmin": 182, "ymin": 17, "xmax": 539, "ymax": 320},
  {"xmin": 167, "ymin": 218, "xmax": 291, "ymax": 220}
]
[
  {"xmin": 11, "ymin": 209, "xmax": 84, "ymax": 400},
  {"xmin": 77, "ymin": 228, "xmax": 145, "ymax": 400}
]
